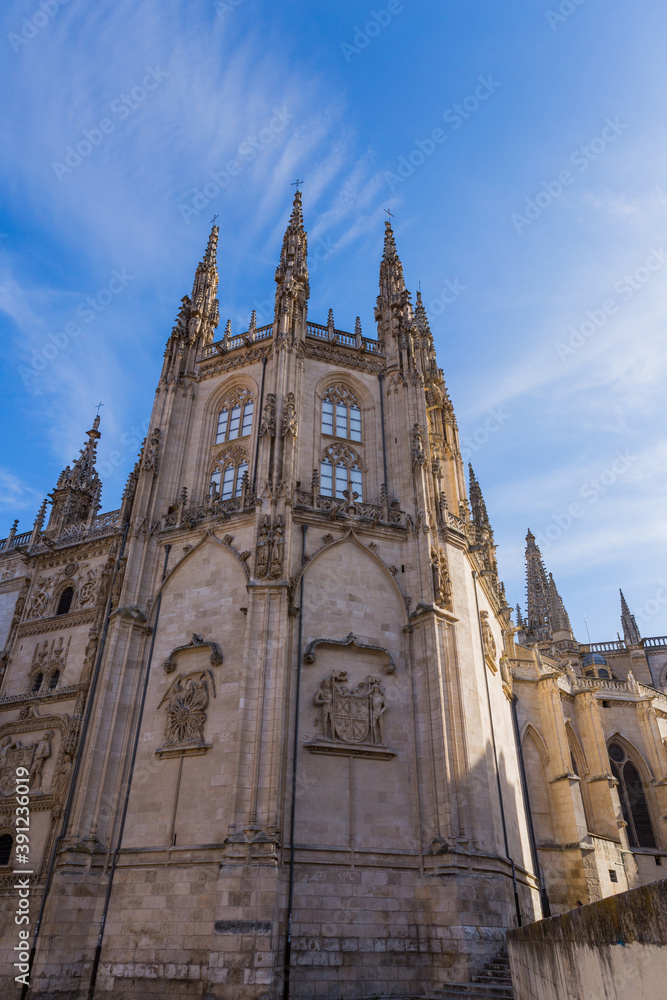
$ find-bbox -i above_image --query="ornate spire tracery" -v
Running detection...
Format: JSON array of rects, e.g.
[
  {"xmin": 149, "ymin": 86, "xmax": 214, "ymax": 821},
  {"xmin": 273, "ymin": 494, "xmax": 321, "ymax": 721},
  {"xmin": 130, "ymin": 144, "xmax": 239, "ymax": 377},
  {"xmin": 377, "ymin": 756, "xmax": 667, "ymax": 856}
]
[
  {"xmin": 523, "ymin": 530, "xmax": 574, "ymax": 646},
  {"xmin": 620, "ymin": 589, "xmax": 641, "ymax": 645},
  {"xmin": 46, "ymin": 416, "xmax": 102, "ymax": 531}
]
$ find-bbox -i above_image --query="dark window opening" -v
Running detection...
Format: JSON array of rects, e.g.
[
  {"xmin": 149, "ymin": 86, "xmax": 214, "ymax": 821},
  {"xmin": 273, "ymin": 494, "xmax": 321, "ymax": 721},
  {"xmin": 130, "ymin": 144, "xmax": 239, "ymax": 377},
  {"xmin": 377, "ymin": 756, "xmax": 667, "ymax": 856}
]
[
  {"xmin": 598, "ymin": 668, "xmax": 610, "ymax": 679},
  {"xmin": 48, "ymin": 671, "xmax": 60, "ymax": 690},
  {"xmin": 609, "ymin": 869, "xmax": 618, "ymax": 883},
  {"xmin": 0, "ymin": 834, "xmax": 12, "ymax": 866},
  {"xmin": 608, "ymin": 742, "xmax": 657, "ymax": 849},
  {"xmin": 56, "ymin": 587, "xmax": 74, "ymax": 616},
  {"xmin": 31, "ymin": 673, "xmax": 43, "ymax": 693}
]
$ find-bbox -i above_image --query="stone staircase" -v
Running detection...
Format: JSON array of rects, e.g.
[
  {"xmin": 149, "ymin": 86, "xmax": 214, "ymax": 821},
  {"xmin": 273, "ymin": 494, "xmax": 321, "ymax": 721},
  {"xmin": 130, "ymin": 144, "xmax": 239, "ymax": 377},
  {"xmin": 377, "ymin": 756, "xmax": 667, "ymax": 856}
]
[{"xmin": 417, "ymin": 948, "xmax": 514, "ymax": 1000}]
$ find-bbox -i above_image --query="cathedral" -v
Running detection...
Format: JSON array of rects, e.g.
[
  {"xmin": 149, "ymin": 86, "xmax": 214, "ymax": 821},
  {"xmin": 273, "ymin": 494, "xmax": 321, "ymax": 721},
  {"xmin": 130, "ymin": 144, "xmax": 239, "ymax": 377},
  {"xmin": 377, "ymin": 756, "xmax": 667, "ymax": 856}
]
[{"xmin": 0, "ymin": 193, "xmax": 666, "ymax": 999}]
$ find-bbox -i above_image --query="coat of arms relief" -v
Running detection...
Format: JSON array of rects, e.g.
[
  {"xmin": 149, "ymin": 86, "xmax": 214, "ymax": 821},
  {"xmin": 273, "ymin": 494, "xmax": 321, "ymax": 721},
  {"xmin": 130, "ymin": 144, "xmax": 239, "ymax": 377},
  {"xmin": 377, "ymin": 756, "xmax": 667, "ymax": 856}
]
[{"xmin": 305, "ymin": 671, "xmax": 395, "ymax": 760}]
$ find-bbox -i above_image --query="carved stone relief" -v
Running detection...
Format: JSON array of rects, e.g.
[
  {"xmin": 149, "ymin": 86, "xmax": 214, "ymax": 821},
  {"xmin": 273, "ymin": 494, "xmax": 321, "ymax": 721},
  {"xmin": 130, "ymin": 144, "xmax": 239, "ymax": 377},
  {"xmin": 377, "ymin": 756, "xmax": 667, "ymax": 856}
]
[
  {"xmin": 156, "ymin": 669, "xmax": 216, "ymax": 755},
  {"xmin": 305, "ymin": 671, "xmax": 395, "ymax": 759},
  {"xmin": 259, "ymin": 394, "xmax": 276, "ymax": 437},
  {"xmin": 431, "ymin": 547, "xmax": 453, "ymax": 611},
  {"xmin": 255, "ymin": 516, "xmax": 285, "ymax": 579},
  {"xmin": 480, "ymin": 610, "xmax": 498, "ymax": 672},
  {"xmin": 0, "ymin": 730, "xmax": 54, "ymax": 795},
  {"xmin": 281, "ymin": 392, "xmax": 298, "ymax": 437}
]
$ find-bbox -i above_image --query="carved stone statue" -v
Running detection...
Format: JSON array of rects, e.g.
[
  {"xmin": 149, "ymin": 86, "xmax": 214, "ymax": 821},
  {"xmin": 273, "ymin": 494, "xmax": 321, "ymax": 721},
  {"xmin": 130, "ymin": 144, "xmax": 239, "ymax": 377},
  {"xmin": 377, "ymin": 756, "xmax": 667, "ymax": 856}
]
[
  {"xmin": 158, "ymin": 669, "xmax": 215, "ymax": 748},
  {"xmin": 411, "ymin": 423, "xmax": 426, "ymax": 467},
  {"xmin": 269, "ymin": 523, "xmax": 284, "ymax": 579},
  {"xmin": 500, "ymin": 657, "xmax": 513, "ymax": 697},
  {"xmin": 142, "ymin": 428, "xmax": 162, "ymax": 473},
  {"xmin": 480, "ymin": 611, "xmax": 497, "ymax": 668},
  {"xmin": 281, "ymin": 392, "xmax": 298, "ymax": 437},
  {"xmin": 369, "ymin": 679, "xmax": 386, "ymax": 745},
  {"xmin": 31, "ymin": 730, "xmax": 53, "ymax": 791},
  {"xmin": 259, "ymin": 394, "xmax": 276, "ymax": 437},
  {"xmin": 256, "ymin": 519, "xmax": 270, "ymax": 578},
  {"xmin": 314, "ymin": 677, "xmax": 334, "ymax": 739},
  {"xmin": 431, "ymin": 547, "xmax": 452, "ymax": 610}
]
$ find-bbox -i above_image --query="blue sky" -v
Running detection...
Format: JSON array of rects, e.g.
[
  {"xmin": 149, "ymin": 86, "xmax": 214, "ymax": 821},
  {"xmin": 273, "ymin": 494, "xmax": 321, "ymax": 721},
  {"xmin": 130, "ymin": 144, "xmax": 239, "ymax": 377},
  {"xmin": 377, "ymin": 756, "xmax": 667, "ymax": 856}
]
[{"xmin": 1, "ymin": 0, "xmax": 666, "ymax": 641}]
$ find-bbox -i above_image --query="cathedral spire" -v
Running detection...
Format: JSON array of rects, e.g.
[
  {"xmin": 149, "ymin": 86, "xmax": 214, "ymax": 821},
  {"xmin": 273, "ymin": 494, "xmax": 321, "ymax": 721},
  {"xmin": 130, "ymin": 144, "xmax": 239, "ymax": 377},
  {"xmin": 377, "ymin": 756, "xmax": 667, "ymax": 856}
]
[
  {"xmin": 620, "ymin": 589, "xmax": 641, "ymax": 645},
  {"xmin": 468, "ymin": 464, "xmax": 490, "ymax": 531},
  {"xmin": 188, "ymin": 222, "xmax": 220, "ymax": 347},
  {"xmin": 274, "ymin": 189, "xmax": 310, "ymax": 339},
  {"xmin": 378, "ymin": 218, "xmax": 407, "ymax": 303},
  {"xmin": 524, "ymin": 530, "xmax": 552, "ymax": 642},
  {"xmin": 548, "ymin": 573, "xmax": 573, "ymax": 639},
  {"xmin": 46, "ymin": 416, "xmax": 102, "ymax": 533},
  {"xmin": 414, "ymin": 290, "xmax": 432, "ymax": 337},
  {"xmin": 275, "ymin": 189, "xmax": 309, "ymax": 286}
]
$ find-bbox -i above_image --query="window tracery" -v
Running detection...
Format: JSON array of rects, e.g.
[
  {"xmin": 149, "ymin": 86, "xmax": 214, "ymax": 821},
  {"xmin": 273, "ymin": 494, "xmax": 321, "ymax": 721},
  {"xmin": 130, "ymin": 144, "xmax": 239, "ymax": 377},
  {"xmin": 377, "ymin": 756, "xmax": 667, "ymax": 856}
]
[
  {"xmin": 209, "ymin": 444, "xmax": 249, "ymax": 500},
  {"xmin": 321, "ymin": 385, "xmax": 362, "ymax": 441},
  {"xmin": 215, "ymin": 387, "xmax": 254, "ymax": 444},
  {"xmin": 320, "ymin": 443, "xmax": 363, "ymax": 501}
]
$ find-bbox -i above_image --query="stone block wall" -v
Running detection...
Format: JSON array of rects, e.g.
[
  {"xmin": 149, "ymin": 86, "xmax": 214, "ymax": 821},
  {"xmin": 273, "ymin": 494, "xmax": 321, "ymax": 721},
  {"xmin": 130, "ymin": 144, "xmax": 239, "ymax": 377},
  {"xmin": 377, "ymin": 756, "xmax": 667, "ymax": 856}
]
[{"xmin": 507, "ymin": 878, "xmax": 667, "ymax": 1000}]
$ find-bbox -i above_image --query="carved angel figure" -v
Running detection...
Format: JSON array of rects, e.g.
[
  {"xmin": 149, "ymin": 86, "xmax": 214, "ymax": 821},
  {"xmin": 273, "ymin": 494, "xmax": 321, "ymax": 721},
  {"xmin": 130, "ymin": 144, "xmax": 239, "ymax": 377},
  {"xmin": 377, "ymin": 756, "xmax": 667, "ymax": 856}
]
[{"xmin": 159, "ymin": 670, "xmax": 215, "ymax": 747}]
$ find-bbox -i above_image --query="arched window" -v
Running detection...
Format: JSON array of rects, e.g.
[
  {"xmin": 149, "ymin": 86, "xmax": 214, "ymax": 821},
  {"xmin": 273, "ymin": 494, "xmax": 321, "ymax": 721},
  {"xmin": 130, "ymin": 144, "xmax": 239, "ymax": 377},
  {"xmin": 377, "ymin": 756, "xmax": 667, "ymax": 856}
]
[
  {"xmin": 321, "ymin": 385, "xmax": 361, "ymax": 441},
  {"xmin": 608, "ymin": 742, "xmax": 656, "ymax": 848},
  {"xmin": 320, "ymin": 444, "xmax": 363, "ymax": 501},
  {"xmin": 31, "ymin": 673, "xmax": 43, "ymax": 693},
  {"xmin": 56, "ymin": 587, "xmax": 74, "ymax": 616},
  {"xmin": 0, "ymin": 833, "xmax": 12, "ymax": 866},
  {"xmin": 48, "ymin": 670, "xmax": 60, "ymax": 690},
  {"xmin": 210, "ymin": 446, "xmax": 249, "ymax": 501},
  {"xmin": 216, "ymin": 388, "xmax": 254, "ymax": 444},
  {"xmin": 598, "ymin": 669, "xmax": 610, "ymax": 679}
]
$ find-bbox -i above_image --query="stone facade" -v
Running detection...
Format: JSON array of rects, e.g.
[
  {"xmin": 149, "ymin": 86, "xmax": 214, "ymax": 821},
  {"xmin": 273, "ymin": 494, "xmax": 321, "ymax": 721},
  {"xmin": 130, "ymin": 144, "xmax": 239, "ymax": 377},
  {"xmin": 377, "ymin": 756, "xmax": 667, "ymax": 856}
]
[{"xmin": 0, "ymin": 195, "xmax": 665, "ymax": 998}]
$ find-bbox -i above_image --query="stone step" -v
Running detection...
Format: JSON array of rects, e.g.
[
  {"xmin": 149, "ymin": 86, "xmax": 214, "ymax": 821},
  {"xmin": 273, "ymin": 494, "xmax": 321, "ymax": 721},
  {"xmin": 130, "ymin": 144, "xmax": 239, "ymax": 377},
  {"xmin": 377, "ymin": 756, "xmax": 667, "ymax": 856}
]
[
  {"xmin": 419, "ymin": 986, "xmax": 513, "ymax": 999},
  {"xmin": 473, "ymin": 970, "xmax": 513, "ymax": 981}
]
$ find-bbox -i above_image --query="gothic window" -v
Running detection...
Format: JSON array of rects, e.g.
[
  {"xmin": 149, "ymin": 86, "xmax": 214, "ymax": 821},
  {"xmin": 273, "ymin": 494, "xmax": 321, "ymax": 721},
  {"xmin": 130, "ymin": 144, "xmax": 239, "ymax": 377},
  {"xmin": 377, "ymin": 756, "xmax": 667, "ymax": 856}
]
[
  {"xmin": 321, "ymin": 386, "xmax": 362, "ymax": 442},
  {"xmin": 48, "ymin": 670, "xmax": 60, "ymax": 690},
  {"xmin": 0, "ymin": 834, "xmax": 12, "ymax": 866},
  {"xmin": 209, "ymin": 446, "xmax": 249, "ymax": 500},
  {"xmin": 56, "ymin": 587, "xmax": 74, "ymax": 616},
  {"xmin": 31, "ymin": 673, "xmax": 43, "ymax": 693},
  {"xmin": 215, "ymin": 388, "xmax": 254, "ymax": 444},
  {"xmin": 608, "ymin": 742, "xmax": 657, "ymax": 849},
  {"xmin": 320, "ymin": 443, "xmax": 363, "ymax": 501}
]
